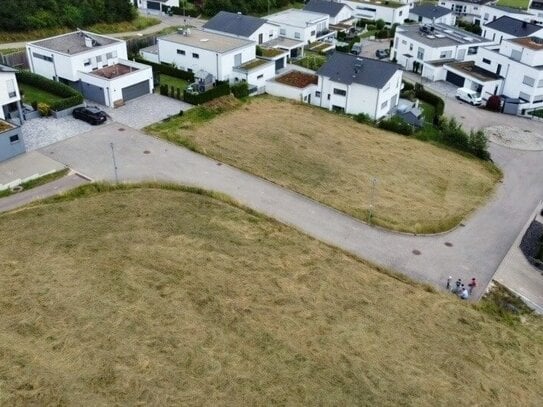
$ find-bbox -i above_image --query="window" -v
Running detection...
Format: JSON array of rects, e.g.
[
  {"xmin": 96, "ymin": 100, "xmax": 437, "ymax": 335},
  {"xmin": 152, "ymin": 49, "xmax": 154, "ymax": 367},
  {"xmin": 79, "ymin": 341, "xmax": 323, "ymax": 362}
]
[
  {"xmin": 327, "ymin": 94, "xmax": 330, "ymax": 100},
  {"xmin": 401, "ymin": 40, "xmax": 407, "ymax": 45},
  {"xmin": 310, "ymin": 30, "xmax": 316, "ymax": 36},
  {"xmin": 315, "ymin": 91, "xmax": 321, "ymax": 97},
  {"xmin": 399, "ymin": 10, "xmax": 402, "ymax": 16},
  {"xmin": 538, "ymin": 79, "xmax": 543, "ymax": 88},
  {"xmin": 192, "ymin": 52, "xmax": 199, "ymax": 59},
  {"xmin": 439, "ymin": 50, "xmax": 451, "ymax": 59},
  {"xmin": 519, "ymin": 91, "xmax": 531, "ymax": 102},
  {"xmin": 409, "ymin": 43, "xmax": 413, "ymax": 51},
  {"xmin": 511, "ymin": 49, "xmax": 522, "ymax": 61},
  {"xmin": 523, "ymin": 75, "xmax": 535, "ymax": 87},
  {"xmin": 96, "ymin": 55, "xmax": 102, "ymax": 63},
  {"xmin": 534, "ymin": 94, "xmax": 543, "ymax": 103},
  {"xmin": 417, "ymin": 47, "xmax": 424, "ymax": 60},
  {"xmin": 9, "ymin": 135, "xmax": 19, "ymax": 143},
  {"xmin": 6, "ymin": 79, "xmax": 16, "ymax": 98},
  {"xmin": 381, "ymin": 100, "xmax": 388, "ymax": 109},
  {"xmin": 482, "ymin": 58, "xmax": 491, "ymax": 64},
  {"xmin": 177, "ymin": 49, "xmax": 186, "ymax": 55},
  {"xmin": 83, "ymin": 59, "xmax": 91, "ymax": 66},
  {"xmin": 333, "ymin": 88, "xmax": 346, "ymax": 96},
  {"xmin": 32, "ymin": 52, "xmax": 52, "ymax": 62},
  {"xmin": 294, "ymin": 32, "xmax": 301, "ymax": 39},
  {"xmin": 467, "ymin": 46, "xmax": 478, "ymax": 55},
  {"xmin": 106, "ymin": 52, "xmax": 113, "ymax": 59},
  {"xmin": 257, "ymin": 74, "xmax": 263, "ymax": 79},
  {"xmin": 280, "ymin": 28, "xmax": 286, "ymax": 35}
]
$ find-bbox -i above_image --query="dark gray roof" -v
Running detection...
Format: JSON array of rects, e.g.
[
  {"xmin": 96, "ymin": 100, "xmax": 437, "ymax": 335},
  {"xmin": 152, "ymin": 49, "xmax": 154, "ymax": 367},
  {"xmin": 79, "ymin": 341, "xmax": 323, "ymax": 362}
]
[
  {"xmin": 30, "ymin": 30, "xmax": 120, "ymax": 55},
  {"xmin": 410, "ymin": 5, "xmax": 452, "ymax": 19},
  {"xmin": 485, "ymin": 16, "xmax": 543, "ymax": 36},
  {"xmin": 303, "ymin": 0, "xmax": 348, "ymax": 17},
  {"xmin": 317, "ymin": 52, "xmax": 399, "ymax": 89},
  {"xmin": 202, "ymin": 11, "xmax": 268, "ymax": 37}
]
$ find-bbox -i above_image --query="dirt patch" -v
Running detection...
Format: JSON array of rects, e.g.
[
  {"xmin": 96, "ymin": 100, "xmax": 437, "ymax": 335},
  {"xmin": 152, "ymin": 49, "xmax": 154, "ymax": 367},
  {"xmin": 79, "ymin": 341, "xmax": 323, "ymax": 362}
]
[{"xmin": 485, "ymin": 125, "xmax": 543, "ymax": 151}]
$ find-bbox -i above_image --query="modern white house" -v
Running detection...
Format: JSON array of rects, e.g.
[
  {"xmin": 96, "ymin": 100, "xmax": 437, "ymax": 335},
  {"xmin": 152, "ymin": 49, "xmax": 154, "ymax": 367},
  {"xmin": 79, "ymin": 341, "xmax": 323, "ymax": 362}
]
[
  {"xmin": 26, "ymin": 30, "xmax": 153, "ymax": 107},
  {"xmin": 392, "ymin": 23, "xmax": 494, "ymax": 73},
  {"xmin": 134, "ymin": 0, "xmax": 179, "ymax": 13},
  {"xmin": 314, "ymin": 52, "xmax": 402, "ymax": 119},
  {"xmin": 409, "ymin": 5, "xmax": 456, "ymax": 25},
  {"xmin": 482, "ymin": 16, "xmax": 543, "ymax": 44},
  {"xmin": 479, "ymin": 4, "xmax": 537, "ymax": 26},
  {"xmin": 341, "ymin": 0, "xmax": 410, "ymax": 25},
  {"xmin": 303, "ymin": 0, "xmax": 354, "ymax": 25},
  {"xmin": 202, "ymin": 11, "xmax": 281, "ymax": 44},
  {"xmin": 264, "ymin": 9, "xmax": 333, "ymax": 45},
  {"xmin": 0, "ymin": 65, "xmax": 24, "ymax": 162},
  {"xmin": 438, "ymin": 0, "xmax": 493, "ymax": 24},
  {"xmin": 529, "ymin": 0, "xmax": 543, "ymax": 20}
]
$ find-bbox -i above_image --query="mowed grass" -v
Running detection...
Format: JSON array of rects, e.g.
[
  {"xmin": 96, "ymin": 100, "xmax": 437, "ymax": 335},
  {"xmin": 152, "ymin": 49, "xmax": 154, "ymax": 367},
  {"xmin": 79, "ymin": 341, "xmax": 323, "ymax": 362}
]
[
  {"xmin": 496, "ymin": 0, "xmax": 530, "ymax": 8},
  {"xmin": 147, "ymin": 97, "xmax": 501, "ymax": 233},
  {"xmin": 19, "ymin": 83, "xmax": 64, "ymax": 106},
  {"xmin": 0, "ymin": 185, "xmax": 541, "ymax": 405}
]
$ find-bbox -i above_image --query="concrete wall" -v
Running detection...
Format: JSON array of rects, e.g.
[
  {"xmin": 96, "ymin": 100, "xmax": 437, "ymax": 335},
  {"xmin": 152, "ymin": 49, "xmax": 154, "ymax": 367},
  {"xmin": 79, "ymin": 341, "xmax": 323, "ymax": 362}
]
[
  {"xmin": 265, "ymin": 79, "xmax": 317, "ymax": 102},
  {"xmin": 344, "ymin": 0, "xmax": 409, "ymax": 25},
  {"xmin": 0, "ymin": 126, "xmax": 25, "ymax": 163},
  {"xmin": 237, "ymin": 62, "xmax": 276, "ymax": 88}
]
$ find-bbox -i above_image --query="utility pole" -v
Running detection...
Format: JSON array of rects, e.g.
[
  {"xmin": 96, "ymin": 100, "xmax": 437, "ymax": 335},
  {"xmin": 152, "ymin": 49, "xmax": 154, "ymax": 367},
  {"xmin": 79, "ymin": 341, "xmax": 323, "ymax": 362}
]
[
  {"xmin": 368, "ymin": 176, "xmax": 378, "ymax": 225},
  {"xmin": 110, "ymin": 142, "xmax": 119, "ymax": 184}
]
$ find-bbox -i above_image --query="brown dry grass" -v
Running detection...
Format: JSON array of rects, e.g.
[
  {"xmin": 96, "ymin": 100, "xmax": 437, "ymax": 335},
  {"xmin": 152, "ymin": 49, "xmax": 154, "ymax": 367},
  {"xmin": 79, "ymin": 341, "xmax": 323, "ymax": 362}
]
[
  {"xmin": 0, "ymin": 185, "xmax": 541, "ymax": 405},
  {"xmin": 147, "ymin": 97, "xmax": 501, "ymax": 233}
]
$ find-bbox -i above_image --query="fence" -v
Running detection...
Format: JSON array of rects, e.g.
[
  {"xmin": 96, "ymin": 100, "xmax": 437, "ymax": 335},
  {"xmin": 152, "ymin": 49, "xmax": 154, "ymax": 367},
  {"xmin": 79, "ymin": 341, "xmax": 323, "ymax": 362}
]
[
  {"xmin": 126, "ymin": 35, "xmax": 158, "ymax": 57},
  {"xmin": 0, "ymin": 50, "xmax": 29, "ymax": 69}
]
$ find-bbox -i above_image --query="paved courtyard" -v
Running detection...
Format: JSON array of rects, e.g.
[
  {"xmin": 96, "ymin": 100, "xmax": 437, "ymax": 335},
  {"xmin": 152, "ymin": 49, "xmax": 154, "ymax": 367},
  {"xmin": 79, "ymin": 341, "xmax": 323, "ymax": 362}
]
[{"xmin": 22, "ymin": 115, "xmax": 95, "ymax": 151}]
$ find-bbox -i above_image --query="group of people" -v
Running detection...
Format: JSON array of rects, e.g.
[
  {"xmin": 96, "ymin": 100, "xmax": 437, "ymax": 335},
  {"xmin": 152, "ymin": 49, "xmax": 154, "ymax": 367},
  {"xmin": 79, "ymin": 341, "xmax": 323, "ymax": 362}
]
[{"xmin": 446, "ymin": 276, "xmax": 477, "ymax": 300}]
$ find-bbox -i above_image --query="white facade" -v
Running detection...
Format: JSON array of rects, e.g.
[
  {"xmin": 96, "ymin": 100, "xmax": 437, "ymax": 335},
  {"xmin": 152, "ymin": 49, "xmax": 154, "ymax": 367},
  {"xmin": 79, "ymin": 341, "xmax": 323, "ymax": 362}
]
[
  {"xmin": 314, "ymin": 70, "xmax": 402, "ymax": 119},
  {"xmin": 479, "ymin": 5, "xmax": 533, "ymax": 26},
  {"xmin": 329, "ymin": 4, "xmax": 355, "ymax": 24},
  {"xmin": 341, "ymin": 0, "xmax": 410, "ymax": 25},
  {"xmin": 205, "ymin": 22, "xmax": 280, "ymax": 44},
  {"xmin": 0, "ymin": 70, "xmax": 20, "ymax": 120},
  {"xmin": 265, "ymin": 76, "xmax": 317, "ymax": 102},
  {"xmin": 265, "ymin": 9, "xmax": 330, "ymax": 45},
  {"xmin": 482, "ymin": 23, "xmax": 543, "ymax": 44},
  {"xmin": 232, "ymin": 60, "xmax": 276, "ymax": 90},
  {"xmin": 409, "ymin": 9, "xmax": 456, "ymax": 25},
  {"xmin": 136, "ymin": 0, "xmax": 179, "ymax": 12},
  {"xmin": 439, "ymin": 0, "xmax": 487, "ymax": 23},
  {"xmin": 157, "ymin": 31, "xmax": 256, "ymax": 82}
]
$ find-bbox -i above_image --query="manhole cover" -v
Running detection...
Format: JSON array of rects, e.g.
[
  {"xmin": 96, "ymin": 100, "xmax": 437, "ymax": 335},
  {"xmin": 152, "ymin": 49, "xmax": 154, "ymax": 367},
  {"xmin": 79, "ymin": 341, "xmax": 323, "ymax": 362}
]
[
  {"xmin": 217, "ymin": 162, "xmax": 223, "ymax": 166},
  {"xmin": 412, "ymin": 249, "xmax": 421, "ymax": 255},
  {"xmin": 118, "ymin": 128, "xmax": 125, "ymax": 132},
  {"xmin": 459, "ymin": 223, "xmax": 465, "ymax": 227},
  {"xmin": 143, "ymin": 150, "xmax": 151, "ymax": 154},
  {"xmin": 444, "ymin": 242, "xmax": 453, "ymax": 247}
]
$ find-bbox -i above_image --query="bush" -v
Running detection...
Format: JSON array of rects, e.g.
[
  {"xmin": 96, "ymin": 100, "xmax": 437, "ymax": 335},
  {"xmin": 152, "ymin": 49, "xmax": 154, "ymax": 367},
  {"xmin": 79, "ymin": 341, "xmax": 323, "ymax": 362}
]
[
  {"xmin": 415, "ymin": 85, "xmax": 444, "ymax": 117},
  {"xmin": 437, "ymin": 117, "xmax": 490, "ymax": 160},
  {"xmin": 134, "ymin": 57, "xmax": 194, "ymax": 82},
  {"xmin": 37, "ymin": 102, "xmax": 51, "ymax": 117},
  {"xmin": 486, "ymin": 95, "xmax": 502, "ymax": 112},
  {"xmin": 16, "ymin": 70, "xmax": 83, "ymax": 111},
  {"xmin": 183, "ymin": 81, "xmax": 230, "ymax": 105},
  {"xmin": 176, "ymin": 87, "xmax": 181, "ymax": 100},
  {"xmin": 159, "ymin": 84, "xmax": 168, "ymax": 96},
  {"xmin": 375, "ymin": 29, "xmax": 390, "ymax": 39},
  {"xmin": 231, "ymin": 82, "xmax": 249, "ymax": 99},
  {"xmin": 367, "ymin": 24, "xmax": 377, "ymax": 31},
  {"xmin": 378, "ymin": 116, "xmax": 413, "ymax": 136},
  {"xmin": 376, "ymin": 19, "xmax": 385, "ymax": 30},
  {"xmin": 355, "ymin": 113, "xmax": 375, "ymax": 125},
  {"xmin": 256, "ymin": 45, "xmax": 263, "ymax": 56},
  {"xmin": 402, "ymin": 81, "xmax": 414, "ymax": 91}
]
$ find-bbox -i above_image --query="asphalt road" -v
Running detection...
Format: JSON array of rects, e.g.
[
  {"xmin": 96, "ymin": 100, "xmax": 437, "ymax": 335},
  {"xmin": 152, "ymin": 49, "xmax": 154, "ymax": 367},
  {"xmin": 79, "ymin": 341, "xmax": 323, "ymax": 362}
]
[{"xmin": 39, "ymin": 122, "xmax": 543, "ymax": 299}]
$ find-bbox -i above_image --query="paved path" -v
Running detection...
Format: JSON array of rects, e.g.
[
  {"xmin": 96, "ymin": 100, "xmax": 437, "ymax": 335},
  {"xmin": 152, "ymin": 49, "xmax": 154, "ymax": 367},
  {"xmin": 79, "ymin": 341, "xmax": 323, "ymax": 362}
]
[
  {"xmin": 40, "ymin": 123, "xmax": 543, "ymax": 299},
  {"xmin": 0, "ymin": 173, "xmax": 88, "ymax": 213}
]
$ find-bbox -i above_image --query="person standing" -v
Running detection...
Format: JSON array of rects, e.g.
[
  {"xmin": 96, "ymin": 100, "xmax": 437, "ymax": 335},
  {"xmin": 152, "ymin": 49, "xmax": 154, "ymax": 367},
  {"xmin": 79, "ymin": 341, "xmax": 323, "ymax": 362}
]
[
  {"xmin": 468, "ymin": 278, "xmax": 477, "ymax": 294},
  {"xmin": 446, "ymin": 276, "xmax": 452, "ymax": 290}
]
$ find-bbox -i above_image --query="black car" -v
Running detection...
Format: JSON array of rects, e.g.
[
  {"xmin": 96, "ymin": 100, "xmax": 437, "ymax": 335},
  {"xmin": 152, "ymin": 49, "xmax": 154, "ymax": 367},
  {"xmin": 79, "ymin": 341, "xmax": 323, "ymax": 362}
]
[
  {"xmin": 375, "ymin": 49, "xmax": 390, "ymax": 59},
  {"xmin": 72, "ymin": 107, "xmax": 107, "ymax": 125}
]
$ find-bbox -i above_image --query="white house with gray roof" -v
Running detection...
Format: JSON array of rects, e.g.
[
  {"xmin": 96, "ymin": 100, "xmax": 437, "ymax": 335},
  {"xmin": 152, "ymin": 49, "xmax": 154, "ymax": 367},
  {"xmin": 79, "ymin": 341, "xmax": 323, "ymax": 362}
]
[
  {"xmin": 265, "ymin": 9, "xmax": 333, "ymax": 45},
  {"xmin": 202, "ymin": 11, "xmax": 281, "ymax": 44},
  {"xmin": 409, "ymin": 5, "xmax": 456, "ymax": 25},
  {"xmin": 26, "ymin": 30, "xmax": 153, "ymax": 107},
  {"xmin": 341, "ymin": 0, "xmax": 409, "ymax": 25},
  {"xmin": 303, "ymin": 0, "xmax": 354, "ymax": 25},
  {"xmin": 313, "ymin": 52, "xmax": 402, "ymax": 119},
  {"xmin": 482, "ymin": 16, "xmax": 543, "ymax": 44},
  {"xmin": 134, "ymin": 0, "xmax": 179, "ymax": 14},
  {"xmin": 438, "ymin": 0, "xmax": 492, "ymax": 24},
  {"xmin": 479, "ymin": 4, "xmax": 538, "ymax": 26}
]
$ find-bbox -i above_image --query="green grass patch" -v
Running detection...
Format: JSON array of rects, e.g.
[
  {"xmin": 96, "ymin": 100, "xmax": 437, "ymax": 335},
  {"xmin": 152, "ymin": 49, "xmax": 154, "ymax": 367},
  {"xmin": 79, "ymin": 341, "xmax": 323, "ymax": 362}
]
[
  {"xmin": 293, "ymin": 51, "xmax": 327, "ymax": 71},
  {"xmin": 0, "ymin": 168, "xmax": 69, "ymax": 199},
  {"xmin": 158, "ymin": 74, "xmax": 188, "ymax": 91},
  {"xmin": 496, "ymin": 0, "xmax": 530, "ymax": 8},
  {"xmin": 19, "ymin": 83, "xmax": 64, "ymax": 106}
]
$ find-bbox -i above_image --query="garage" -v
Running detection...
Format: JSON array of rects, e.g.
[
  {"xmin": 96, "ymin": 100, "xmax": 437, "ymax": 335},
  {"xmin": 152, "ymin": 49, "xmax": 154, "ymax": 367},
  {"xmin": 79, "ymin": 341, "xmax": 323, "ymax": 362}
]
[
  {"xmin": 146, "ymin": 1, "xmax": 162, "ymax": 11},
  {"xmin": 121, "ymin": 80, "xmax": 150, "ymax": 102},
  {"xmin": 80, "ymin": 82, "xmax": 106, "ymax": 105},
  {"xmin": 446, "ymin": 71, "xmax": 465, "ymax": 88}
]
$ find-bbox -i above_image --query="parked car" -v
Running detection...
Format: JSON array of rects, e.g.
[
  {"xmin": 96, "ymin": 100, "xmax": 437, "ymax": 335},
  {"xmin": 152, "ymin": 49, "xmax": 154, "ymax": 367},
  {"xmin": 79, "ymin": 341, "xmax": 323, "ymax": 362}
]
[
  {"xmin": 72, "ymin": 106, "xmax": 107, "ymax": 125},
  {"xmin": 455, "ymin": 88, "xmax": 482, "ymax": 106},
  {"xmin": 375, "ymin": 49, "xmax": 390, "ymax": 59},
  {"xmin": 350, "ymin": 42, "xmax": 363, "ymax": 56}
]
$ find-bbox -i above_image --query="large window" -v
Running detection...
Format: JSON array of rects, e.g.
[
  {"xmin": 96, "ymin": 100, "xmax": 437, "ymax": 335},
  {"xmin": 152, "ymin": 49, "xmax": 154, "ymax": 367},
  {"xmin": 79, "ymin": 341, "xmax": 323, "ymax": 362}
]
[
  {"xmin": 523, "ymin": 75, "xmax": 535, "ymax": 87},
  {"xmin": 511, "ymin": 49, "xmax": 522, "ymax": 61},
  {"xmin": 333, "ymin": 88, "xmax": 346, "ymax": 96},
  {"xmin": 519, "ymin": 91, "xmax": 531, "ymax": 102},
  {"xmin": 294, "ymin": 32, "xmax": 301, "ymax": 39},
  {"xmin": 177, "ymin": 49, "xmax": 186, "ymax": 55},
  {"xmin": 538, "ymin": 79, "xmax": 543, "ymax": 88},
  {"xmin": 192, "ymin": 53, "xmax": 199, "ymax": 59},
  {"xmin": 417, "ymin": 47, "xmax": 424, "ymax": 60},
  {"xmin": 467, "ymin": 46, "xmax": 478, "ymax": 55},
  {"xmin": 33, "ymin": 52, "xmax": 53, "ymax": 62},
  {"xmin": 280, "ymin": 28, "xmax": 286, "ymax": 35}
]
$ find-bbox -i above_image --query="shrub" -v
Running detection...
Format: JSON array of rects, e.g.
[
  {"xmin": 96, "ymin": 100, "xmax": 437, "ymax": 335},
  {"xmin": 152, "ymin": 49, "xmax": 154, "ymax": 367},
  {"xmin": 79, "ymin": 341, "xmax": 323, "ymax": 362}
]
[
  {"xmin": 486, "ymin": 95, "xmax": 502, "ymax": 112},
  {"xmin": 376, "ymin": 19, "xmax": 385, "ymax": 30},
  {"xmin": 402, "ymin": 81, "xmax": 414, "ymax": 92},
  {"xmin": 176, "ymin": 87, "xmax": 181, "ymax": 100},
  {"xmin": 159, "ymin": 84, "xmax": 168, "ymax": 96},
  {"xmin": 437, "ymin": 117, "xmax": 490, "ymax": 159},
  {"xmin": 256, "ymin": 45, "xmax": 263, "ymax": 56},
  {"xmin": 355, "ymin": 113, "xmax": 375, "ymax": 125},
  {"xmin": 415, "ymin": 85, "xmax": 444, "ymax": 117},
  {"xmin": 134, "ymin": 57, "xmax": 194, "ymax": 82},
  {"xmin": 231, "ymin": 82, "xmax": 249, "ymax": 99},
  {"xmin": 375, "ymin": 29, "xmax": 390, "ymax": 39},
  {"xmin": 367, "ymin": 24, "xmax": 377, "ymax": 31},
  {"xmin": 183, "ymin": 81, "xmax": 230, "ymax": 105},
  {"xmin": 468, "ymin": 129, "xmax": 490, "ymax": 160},
  {"xmin": 378, "ymin": 116, "xmax": 413, "ymax": 136},
  {"xmin": 336, "ymin": 45, "xmax": 350, "ymax": 53},
  {"xmin": 37, "ymin": 102, "xmax": 51, "ymax": 117}
]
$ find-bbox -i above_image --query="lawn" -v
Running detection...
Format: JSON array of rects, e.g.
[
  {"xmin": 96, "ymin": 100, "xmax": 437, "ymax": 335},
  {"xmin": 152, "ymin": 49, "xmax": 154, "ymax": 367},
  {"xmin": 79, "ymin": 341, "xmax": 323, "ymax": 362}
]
[
  {"xmin": 0, "ymin": 168, "xmax": 69, "ymax": 198},
  {"xmin": 0, "ymin": 16, "xmax": 160, "ymax": 42},
  {"xmin": 0, "ymin": 184, "xmax": 541, "ymax": 405},
  {"xmin": 293, "ymin": 51, "xmax": 327, "ymax": 71},
  {"xmin": 496, "ymin": 0, "xmax": 530, "ymax": 8},
  {"xmin": 19, "ymin": 83, "xmax": 63, "ymax": 106},
  {"xmin": 158, "ymin": 74, "xmax": 189, "ymax": 91},
  {"xmin": 147, "ymin": 97, "xmax": 501, "ymax": 233}
]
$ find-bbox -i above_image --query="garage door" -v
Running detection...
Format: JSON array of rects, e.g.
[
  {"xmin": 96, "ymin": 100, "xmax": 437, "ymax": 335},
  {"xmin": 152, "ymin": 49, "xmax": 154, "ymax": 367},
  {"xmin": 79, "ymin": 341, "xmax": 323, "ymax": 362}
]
[
  {"xmin": 81, "ymin": 82, "xmax": 106, "ymax": 105},
  {"xmin": 275, "ymin": 58, "xmax": 285, "ymax": 71},
  {"xmin": 121, "ymin": 80, "xmax": 149, "ymax": 102},
  {"xmin": 147, "ymin": 1, "xmax": 161, "ymax": 11},
  {"xmin": 446, "ymin": 71, "xmax": 465, "ymax": 88}
]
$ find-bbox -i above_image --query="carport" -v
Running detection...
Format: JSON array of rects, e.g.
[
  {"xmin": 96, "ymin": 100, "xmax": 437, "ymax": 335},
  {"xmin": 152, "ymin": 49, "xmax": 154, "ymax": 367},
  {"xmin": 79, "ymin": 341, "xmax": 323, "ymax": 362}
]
[{"xmin": 444, "ymin": 61, "xmax": 503, "ymax": 100}]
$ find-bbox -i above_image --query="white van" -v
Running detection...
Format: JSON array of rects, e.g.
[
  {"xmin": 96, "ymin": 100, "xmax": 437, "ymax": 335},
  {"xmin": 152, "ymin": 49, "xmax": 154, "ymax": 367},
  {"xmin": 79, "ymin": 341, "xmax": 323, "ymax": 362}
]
[{"xmin": 455, "ymin": 88, "xmax": 482, "ymax": 105}]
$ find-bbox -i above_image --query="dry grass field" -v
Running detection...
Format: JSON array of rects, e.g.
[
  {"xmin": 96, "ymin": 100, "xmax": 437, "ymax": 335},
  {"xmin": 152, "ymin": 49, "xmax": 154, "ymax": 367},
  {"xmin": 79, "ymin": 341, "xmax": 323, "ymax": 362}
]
[
  {"xmin": 0, "ymin": 185, "xmax": 541, "ymax": 405},
  {"xmin": 147, "ymin": 97, "xmax": 501, "ymax": 233}
]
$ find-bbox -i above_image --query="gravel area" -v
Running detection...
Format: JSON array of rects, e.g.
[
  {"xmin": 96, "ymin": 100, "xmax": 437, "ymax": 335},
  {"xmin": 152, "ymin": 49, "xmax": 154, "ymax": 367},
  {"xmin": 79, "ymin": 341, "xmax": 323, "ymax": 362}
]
[
  {"xmin": 22, "ymin": 116, "xmax": 95, "ymax": 151},
  {"xmin": 484, "ymin": 125, "xmax": 543, "ymax": 151},
  {"xmin": 95, "ymin": 93, "xmax": 192, "ymax": 129}
]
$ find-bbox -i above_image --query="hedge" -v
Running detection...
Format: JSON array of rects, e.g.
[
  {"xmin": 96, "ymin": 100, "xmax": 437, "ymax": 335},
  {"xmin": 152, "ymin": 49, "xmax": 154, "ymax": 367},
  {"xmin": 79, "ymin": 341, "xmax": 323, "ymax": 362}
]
[
  {"xmin": 378, "ymin": 116, "xmax": 414, "ymax": 136},
  {"xmin": 16, "ymin": 70, "xmax": 83, "ymax": 111},
  {"xmin": 134, "ymin": 56, "xmax": 194, "ymax": 82},
  {"xmin": 183, "ymin": 81, "xmax": 230, "ymax": 105},
  {"xmin": 231, "ymin": 82, "xmax": 249, "ymax": 99},
  {"xmin": 415, "ymin": 84, "xmax": 445, "ymax": 117},
  {"xmin": 170, "ymin": 6, "xmax": 201, "ymax": 18}
]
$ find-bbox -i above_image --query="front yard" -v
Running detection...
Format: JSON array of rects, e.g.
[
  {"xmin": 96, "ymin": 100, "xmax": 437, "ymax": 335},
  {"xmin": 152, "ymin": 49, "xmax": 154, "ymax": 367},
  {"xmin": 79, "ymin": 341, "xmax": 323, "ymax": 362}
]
[
  {"xmin": 147, "ymin": 96, "xmax": 500, "ymax": 233},
  {"xmin": 158, "ymin": 74, "xmax": 189, "ymax": 91},
  {"xmin": 19, "ymin": 83, "xmax": 64, "ymax": 106}
]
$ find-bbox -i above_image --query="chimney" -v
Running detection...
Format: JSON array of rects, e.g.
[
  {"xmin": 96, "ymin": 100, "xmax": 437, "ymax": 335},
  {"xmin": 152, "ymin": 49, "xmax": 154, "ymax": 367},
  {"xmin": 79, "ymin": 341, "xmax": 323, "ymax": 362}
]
[
  {"xmin": 522, "ymin": 21, "xmax": 528, "ymax": 28},
  {"xmin": 84, "ymin": 37, "xmax": 93, "ymax": 48}
]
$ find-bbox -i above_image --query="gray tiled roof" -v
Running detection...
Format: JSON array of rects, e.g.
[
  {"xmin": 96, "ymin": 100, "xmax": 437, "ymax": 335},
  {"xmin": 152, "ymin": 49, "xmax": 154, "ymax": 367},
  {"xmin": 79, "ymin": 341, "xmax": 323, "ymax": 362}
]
[
  {"xmin": 30, "ymin": 30, "xmax": 120, "ymax": 55},
  {"xmin": 317, "ymin": 52, "xmax": 399, "ymax": 89},
  {"xmin": 410, "ymin": 5, "xmax": 452, "ymax": 19},
  {"xmin": 303, "ymin": 0, "xmax": 348, "ymax": 17},
  {"xmin": 203, "ymin": 11, "xmax": 268, "ymax": 37},
  {"xmin": 485, "ymin": 16, "xmax": 543, "ymax": 36}
]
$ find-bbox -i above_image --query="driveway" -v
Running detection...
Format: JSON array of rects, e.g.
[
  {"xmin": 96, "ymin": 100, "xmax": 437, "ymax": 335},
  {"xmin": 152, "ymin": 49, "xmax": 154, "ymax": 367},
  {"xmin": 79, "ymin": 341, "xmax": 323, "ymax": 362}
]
[
  {"xmin": 40, "ymin": 123, "xmax": 543, "ymax": 301},
  {"xmin": 95, "ymin": 93, "xmax": 192, "ymax": 129},
  {"xmin": 22, "ymin": 115, "xmax": 95, "ymax": 151}
]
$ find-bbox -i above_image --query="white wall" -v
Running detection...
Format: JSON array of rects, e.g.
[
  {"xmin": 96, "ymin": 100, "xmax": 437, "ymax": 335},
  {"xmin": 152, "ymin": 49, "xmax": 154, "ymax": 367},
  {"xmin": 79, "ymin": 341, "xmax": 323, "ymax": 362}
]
[
  {"xmin": 140, "ymin": 49, "xmax": 160, "ymax": 64},
  {"xmin": 330, "ymin": 6, "xmax": 354, "ymax": 24},
  {"xmin": 439, "ymin": 0, "xmax": 484, "ymax": 21},
  {"xmin": 479, "ymin": 5, "xmax": 533, "ymax": 26},
  {"xmin": 246, "ymin": 63, "xmax": 276, "ymax": 89},
  {"xmin": 158, "ymin": 38, "xmax": 255, "ymax": 81},
  {"xmin": 409, "ymin": 12, "xmax": 456, "ymax": 25},
  {"xmin": 266, "ymin": 79, "xmax": 317, "ymax": 102},
  {"xmin": 342, "ymin": 0, "xmax": 409, "ymax": 25},
  {"xmin": 0, "ymin": 71, "xmax": 20, "ymax": 115}
]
